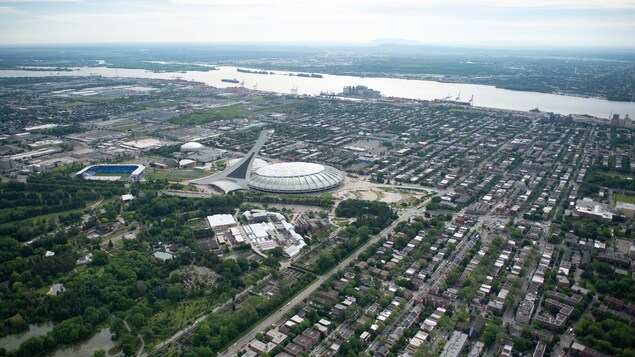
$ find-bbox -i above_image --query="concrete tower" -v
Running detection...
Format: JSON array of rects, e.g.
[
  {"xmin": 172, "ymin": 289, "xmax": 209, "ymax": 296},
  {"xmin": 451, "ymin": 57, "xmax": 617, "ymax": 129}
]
[{"xmin": 190, "ymin": 129, "xmax": 274, "ymax": 193}]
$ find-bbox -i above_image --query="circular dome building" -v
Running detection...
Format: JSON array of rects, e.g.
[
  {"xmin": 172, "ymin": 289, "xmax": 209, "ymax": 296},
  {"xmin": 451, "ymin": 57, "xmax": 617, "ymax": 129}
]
[
  {"xmin": 227, "ymin": 158, "xmax": 269, "ymax": 170},
  {"xmin": 248, "ymin": 162, "xmax": 344, "ymax": 193},
  {"xmin": 180, "ymin": 142, "xmax": 204, "ymax": 152}
]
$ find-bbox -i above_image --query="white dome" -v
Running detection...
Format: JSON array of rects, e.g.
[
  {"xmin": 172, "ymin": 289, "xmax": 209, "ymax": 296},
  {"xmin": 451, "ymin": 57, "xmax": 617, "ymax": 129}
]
[
  {"xmin": 248, "ymin": 162, "xmax": 344, "ymax": 193},
  {"xmin": 179, "ymin": 159, "xmax": 196, "ymax": 167},
  {"xmin": 180, "ymin": 142, "xmax": 204, "ymax": 152},
  {"xmin": 227, "ymin": 158, "xmax": 269, "ymax": 170}
]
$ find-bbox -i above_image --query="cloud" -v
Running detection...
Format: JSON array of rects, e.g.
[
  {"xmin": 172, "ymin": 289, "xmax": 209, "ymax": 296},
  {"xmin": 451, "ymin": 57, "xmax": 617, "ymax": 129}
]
[
  {"xmin": 3, "ymin": 0, "xmax": 634, "ymax": 46},
  {"xmin": 383, "ymin": 0, "xmax": 635, "ymax": 9},
  {"xmin": 182, "ymin": 0, "xmax": 635, "ymax": 9},
  {"xmin": 0, "ymin": 0, "xmax": 78, "ymax": 3},
  {"xmin": 171, "ymin": 0, "xmax": 279, "ymax": 5},
  {"xmin": 0, "ymin": 5, "xmax": 23, "ymax": 14},
  {"xmin": 482, "ymin": 0, "xmax": 635, "ymax": 8}
]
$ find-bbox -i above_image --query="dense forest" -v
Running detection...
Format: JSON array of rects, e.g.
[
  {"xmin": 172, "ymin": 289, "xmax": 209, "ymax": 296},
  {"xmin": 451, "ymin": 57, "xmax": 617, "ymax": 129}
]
[
  {"xmin": 335, "ymin": 199, "xmax": 397, "ymax": 233},
  {"xmin": 0, "ymin": 165, "xmax": 126, "ymax": 227},
  {"xmin": 0, "ymin": 164, "xmax": 341, "ymax": 356},
  {"xmin": 575, "ymin": 309, "xmax": 635, "ymax": 357}
]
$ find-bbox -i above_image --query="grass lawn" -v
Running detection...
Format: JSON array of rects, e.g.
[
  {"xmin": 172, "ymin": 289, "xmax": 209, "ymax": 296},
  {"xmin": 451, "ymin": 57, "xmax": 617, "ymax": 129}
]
[
  {"xmin": 168, "ymin": 105, "xmax": 249, "ymax": 125},
  {"xmin": 600, "ymin": 172, "xmax": 634, "ymax": 180},
  {"xmin": 319, "ymin": 192, "xmax": 334, "ymax": 199},
  {"xmin": 146, "ymin": 169, "xmax": 207, "ymax": 181},
  {"xmin": 144, "ymin": 100, "xmax": 181, "ymax": 109},
  {"xmin": 186, "ymin": 218, "xmax": 209, "ymax": 230},
  {"xmin": 148, "ymin": 296, "xmax": 217, "ymax": 338},
  {"xmin": 54, "ymin": 96, "xmax": 119, "ymax": 106},
  {"xmin": 615, "ymin": 193, "xmax": 635, "ymax": 204},
  {"xmin": 55, "ymin": 101, "xmax": 89, "ymax": 108},
  {"xmin": 94, "ymin": 173, "xmax": 126, "ymax": 179},
  {"xmin": 112, "ymin": 124, "xmax": 141, "ymax": 132}
]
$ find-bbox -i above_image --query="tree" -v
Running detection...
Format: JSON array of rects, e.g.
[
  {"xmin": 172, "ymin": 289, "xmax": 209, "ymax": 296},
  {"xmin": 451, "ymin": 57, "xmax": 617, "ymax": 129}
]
[
  {"xmin": 92, "ymin": 250, "xmax": 108, "ymax": 266},
  {"xmin": 186, "ymin": 347, "xmax": 215, "ymax": 357},
  {"xmin": 128, "ymin": 312, "xmax": 146, "ymax": 331},
  {"xmin": 167, "ymin": 284, "xmax": 183, "ymax": 303},
  {"xmin": 513, "ymin": 337, "xmax": 535, "ymax": 352},
  {"xmin": 110, "ymin": 317, "xmax": 126, "ymax": 339},
  {"xmin": 481, "ymin": 323, "xmax": 498, "ymax": 347},
  {"xmin": 120, "ymin": 333, "xmax": 139, "ymax": 356},
  {"xmin": 6, "ymin": 313, "xmax": 28, "ymax": 334},
  {"xmin": 316, "ymin": 253, "xmax": 336, "ymax": 273}
]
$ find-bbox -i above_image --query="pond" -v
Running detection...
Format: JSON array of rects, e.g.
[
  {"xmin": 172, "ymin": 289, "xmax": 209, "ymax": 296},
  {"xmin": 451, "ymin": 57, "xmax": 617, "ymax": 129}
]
[{"xmin": 0, "ymin": 322, "xmax": 54, "ymax": 352}]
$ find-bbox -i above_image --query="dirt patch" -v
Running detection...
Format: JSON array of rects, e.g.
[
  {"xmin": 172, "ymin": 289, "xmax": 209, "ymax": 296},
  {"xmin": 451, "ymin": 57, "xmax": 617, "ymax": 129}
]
[
  {"xmin": 380, "ymin": 191, "xmax": 402, "ymax": 203},
  {"xmin": 359, "ymin": 190, "xmax": 379, "ymax": 200},
  {"xmin": 170, "ymin": 265, "xmax": 218, "ymax": 291}
]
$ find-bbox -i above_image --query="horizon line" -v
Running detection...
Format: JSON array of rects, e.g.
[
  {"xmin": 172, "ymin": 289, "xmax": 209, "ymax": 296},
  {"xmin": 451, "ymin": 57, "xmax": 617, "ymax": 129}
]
[{"xmin": 0, "ymin": 40, "xmax": 635, "ymax": 52}]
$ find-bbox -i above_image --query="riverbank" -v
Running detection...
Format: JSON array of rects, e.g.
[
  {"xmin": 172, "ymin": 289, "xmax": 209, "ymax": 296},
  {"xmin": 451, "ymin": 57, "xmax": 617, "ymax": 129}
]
[{"xmin": 0, "ymin": 65, "xmax": 634, "ymax": 118}]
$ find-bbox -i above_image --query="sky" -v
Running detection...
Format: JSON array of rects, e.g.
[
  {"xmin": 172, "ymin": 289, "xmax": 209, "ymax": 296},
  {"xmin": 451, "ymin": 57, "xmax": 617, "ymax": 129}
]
[{"xmin": 0, "ymin": 0, "xmax": 634, "ymax": 48}]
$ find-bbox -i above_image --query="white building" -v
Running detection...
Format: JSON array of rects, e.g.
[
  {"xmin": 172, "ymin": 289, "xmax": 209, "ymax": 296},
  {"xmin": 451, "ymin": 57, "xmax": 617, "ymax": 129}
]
[
  {"xmin": 206, "ymin": 214, "xmax": 237, "ymax": 229},
  {"xmin": 574, "ymin": 198, "xmax": 612, "ymax": 222}
]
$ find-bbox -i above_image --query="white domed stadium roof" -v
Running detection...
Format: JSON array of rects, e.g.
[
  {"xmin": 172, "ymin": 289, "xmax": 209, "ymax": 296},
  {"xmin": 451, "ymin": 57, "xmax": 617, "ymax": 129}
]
[
  {"xmin": 248, "ymin": 162, "xmax": 344, "ymax": 193},
  {"xmin": 180, "ymin": 142, "xmax": 204, "ymax": 152},
  {"xmin": 179, "ymin": 159, "xmax": 196, "ymax": 167},
  {"xmin": 227, "ymin": 158, "xmax": 269, "ymax": 170}
]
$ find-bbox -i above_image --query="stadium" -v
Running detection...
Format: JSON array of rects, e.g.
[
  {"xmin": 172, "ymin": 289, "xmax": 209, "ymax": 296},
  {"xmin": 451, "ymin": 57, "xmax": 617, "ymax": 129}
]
[
  {"xmin": 247, "ymin": 162, "xmax": 343, "ymax": 193},
  {"xmin": 191, "ymin": 130, "xmax": 345, "ymax": 194},
  {"xmin": 76, "ymin": 164, "xmax": 146, "ymax": 182}
]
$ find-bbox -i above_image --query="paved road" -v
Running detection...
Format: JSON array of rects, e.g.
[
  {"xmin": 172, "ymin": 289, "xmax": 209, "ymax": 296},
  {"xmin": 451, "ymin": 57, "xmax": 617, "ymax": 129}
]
[
  {"xmin": 219, "ymin": 202, "xmax": 430, "ymax": 357},
  {"xmin": 161, "ymin": 190, "xmax": 214, "ymax": 199}
]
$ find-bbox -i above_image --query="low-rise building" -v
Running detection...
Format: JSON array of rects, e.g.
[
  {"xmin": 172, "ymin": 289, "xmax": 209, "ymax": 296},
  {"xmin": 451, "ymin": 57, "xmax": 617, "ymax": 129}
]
[
  {"xmin": 574, "ymin": 198, "xmax": 612, "ymax": 222},
  {"xmin": 516, "ymin": 294, "xmax": 536, "ymax": 324},
  {"xmin": 293, "ymin": 335, "xmax": 313, "ymax": 351},
  {"xmin": 440, "ymin": 331, "xmax": 469, "ymax": 357},
  {"xmin": 283, "ymin": 343, "xmax": 304, "ymax": 356}
]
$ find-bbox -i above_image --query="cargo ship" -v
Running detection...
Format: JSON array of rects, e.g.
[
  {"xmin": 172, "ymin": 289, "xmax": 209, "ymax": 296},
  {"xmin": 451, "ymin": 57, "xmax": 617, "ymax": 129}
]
[{"xmin": 221, "ymin": 78, "xmax": 240, "ymax": 84}]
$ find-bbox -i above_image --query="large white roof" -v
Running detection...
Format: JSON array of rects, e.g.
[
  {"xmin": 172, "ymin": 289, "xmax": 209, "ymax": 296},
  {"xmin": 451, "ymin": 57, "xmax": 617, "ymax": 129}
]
[
  {"xmin": 181, "ymin": 142, "xmax": 204, "ymax": 152},
  {"xmin": 210, "ymin": 179, "xmax": 248, "ymax": 194},
  {"xmin": 227, "ymin": 158, "xmax": 269, "ymax": 170},
  {"xmin": 206, "ymin": 214, "xmax": 236, "ymax": 228},
  {"xmin": 255, "ymin": 162, "xmax": 325, "ymax": 177},
  {"xmin": 249, "ymin": 162, "xmax": 344, "ymax": 193}
]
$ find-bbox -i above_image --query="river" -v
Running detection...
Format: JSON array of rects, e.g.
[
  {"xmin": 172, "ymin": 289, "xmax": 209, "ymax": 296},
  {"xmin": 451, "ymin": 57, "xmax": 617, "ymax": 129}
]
[
  {"xmin": 0, "ymin": 322, "xmax": 54, "ymax": 352},
  {"xmin": 1, "ymin": 66, "xmax": 634, "ymax": 118},
  {"xmin": 53, "ymin": 328, "xmax": 120, "ymax": 357}
]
